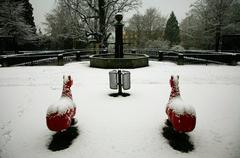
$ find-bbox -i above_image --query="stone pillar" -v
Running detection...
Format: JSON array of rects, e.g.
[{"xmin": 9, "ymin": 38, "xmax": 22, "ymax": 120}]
[
  {"xmin": 1, "ymin": 56, "xmax": 8, "ymax": 67},
  {"xmin": 76, "ymin": 51, "xmax": 81, "ymax": 61},
  {"xmin": 177, "ymin": 53, "xmax": 184, "ymax": 65},
  {"xmin": 58, "ymin": 54, "xmax": 64, "ymax": 66},
  {"xmin": 158, "ymin": 51, "xmax": 163, "ymax": 61},
  {"xmin": 230, "ymin": 54, "xmax": 237, "ymax": 66},
  {"xmin": 114, "ymin": 13, "xmax": 124, "ymax": 58}
]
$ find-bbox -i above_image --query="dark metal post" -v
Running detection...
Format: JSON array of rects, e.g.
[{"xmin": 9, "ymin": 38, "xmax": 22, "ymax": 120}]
[
  {"xmin": 158, "ymin": 51, "xmax": 163, "ymax": 61},
  {"xmin": 13, "ymin": 36, "xmax": 18, "ymax": 54},
  {"xmin": 76, "ymin": 51, "xmax": 81, "ymax": 61},
  {"xmin": 118, "ymin": 70, "xmax": 122, "ymax": 94},
  {"xmin": 114, "ymin": 14, "xmax": 124, "ymax": 58}
]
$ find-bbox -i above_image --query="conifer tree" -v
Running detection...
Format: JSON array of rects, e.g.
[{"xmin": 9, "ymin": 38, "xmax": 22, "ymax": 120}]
[
  {"xmin": 14, "ymin": 0, "xmax": 36, "ymax": 33},
  {"xmin": 0, "ymin": 0, "xmax": 37, "ymax": 46},
  {"xmin": 164, "ymin": 11, "xmax": 180, "ymax": 46}
]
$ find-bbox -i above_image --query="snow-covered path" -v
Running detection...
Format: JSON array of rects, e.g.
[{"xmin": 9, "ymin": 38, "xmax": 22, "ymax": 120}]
[{"xmin": 0, "ymin": 61, "xmax": 240, "ymax": 158}]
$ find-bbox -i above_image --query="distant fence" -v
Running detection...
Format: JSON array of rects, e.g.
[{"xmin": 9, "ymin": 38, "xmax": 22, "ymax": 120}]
[
  {"xmin": 0, "ymin": 49, "xmax": 239, "ymax": 67},
  {"xmin": 0, "ymin": 50, "xmax": 94, "ymax": 66},
  {"xmin": 134, "ymin": 49, "xmax": 239, "ymax": 65}
]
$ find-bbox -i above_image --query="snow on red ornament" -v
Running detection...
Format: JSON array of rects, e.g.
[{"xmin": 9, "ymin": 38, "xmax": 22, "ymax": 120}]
[
  {"xmin": 166, "ymin": 75, "xmax": 196, "ymax": 132},
  {"xmin": 46, "ymin": 75, "xmax": 76, "ymax": 132}
]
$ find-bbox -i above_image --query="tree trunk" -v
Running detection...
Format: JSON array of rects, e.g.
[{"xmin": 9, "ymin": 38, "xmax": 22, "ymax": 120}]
[
  {"xmin": 98, "ymin": 0, "xmax": 106, "ymax": 48},
  {"xmin": 215, "ymin": 31, "xmax": 221, "ymax": 52}
]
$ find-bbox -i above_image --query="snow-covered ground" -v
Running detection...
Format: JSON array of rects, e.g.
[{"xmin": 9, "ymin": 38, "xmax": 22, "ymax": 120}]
[{"xmin": 0, "ymin": 61, "xmax": 240, "ymax": 158}]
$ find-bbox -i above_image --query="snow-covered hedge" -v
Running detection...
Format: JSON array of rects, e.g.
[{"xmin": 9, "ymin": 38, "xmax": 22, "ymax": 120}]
[{"xmin": 170, "ymin": 45, "xmax": 185, "ymax": 52}]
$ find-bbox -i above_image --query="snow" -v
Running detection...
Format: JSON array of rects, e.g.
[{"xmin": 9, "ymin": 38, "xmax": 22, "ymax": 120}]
[
  {"xmin": 116, "ymin": 12, "xmax": 123, "ymax": 16},
  {"xmin": 171, "ymin": 75, "xmax": 179, "ymax": 86},
  {"xmin": 63, "ymin": 75, "xmax": 70, "ymax": 84},
  {"xmin": 168, "ymin": 97, "xmax": 196, "ymax": 116},
  {"xmin": 0, "ymin": 61, "xmax": 240, "ymax": 158},
  {"xmin": 47, "ymin": 97, "xmax": 75, "ymax": 115}
]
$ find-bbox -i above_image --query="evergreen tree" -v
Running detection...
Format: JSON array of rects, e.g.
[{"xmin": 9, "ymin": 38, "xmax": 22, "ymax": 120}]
[
  {"xmin": 0, "ymin": 0, "xmax": 37, "ymax": 46},
  {"xmin": 125, "ymin": 8, "xmax": 167, "ymax": 48},
  {"xmin": 14, "ymin": 0, "xmax": 36, "ymax": 33},
  {"xmin": 180, "ymin": 0, "xmax": 237, "ymax": 50},
  {"xmin": 164, "ymin": 11, "xmax": 180, "ymax": 46},
  {"xmin": 44, "ymin": 0, "xmax": 87, "ymax": 49}
]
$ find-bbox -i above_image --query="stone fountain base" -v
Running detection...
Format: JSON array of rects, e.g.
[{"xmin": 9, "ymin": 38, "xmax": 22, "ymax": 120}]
[{"xmin": 89, "ymin": 53, "xmax": 149, "ymax": 69}]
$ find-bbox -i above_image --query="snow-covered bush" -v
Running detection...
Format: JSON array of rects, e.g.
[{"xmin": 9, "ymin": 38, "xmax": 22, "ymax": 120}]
[
  {"xmin": 170, "ymin": 45, "xmax": 185, "ymax": 52},
  {"xmin": 145, "ymin": 39, "xmax": 170, "ymax": 50}
]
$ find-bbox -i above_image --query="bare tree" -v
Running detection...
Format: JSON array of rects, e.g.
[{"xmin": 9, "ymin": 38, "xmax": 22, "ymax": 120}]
[
  {"xmin": 143, "ymin": 8, "xmax": 166, "ymax": 41},
  {"xmin": 125, "ymin": 13, "xmax": 144, "ymax": 47},
  {"xmin": 45, "ymin": 1, "xmax": 85, "ymax": 40},
  {"xmin": 44, "ymin": 0, "xmax": 87, "ymax": 49},
  {"xmin": 222, "ymin": 0, "xmax": 240, "ymax": 35},
  {"xmin": 180, "ymin": 12, "xmax": 211, "ymax": 49},
  {"xmin": 62, "ymin": 0, "xmax": 141, "ymax": 48},
  {"xmin": 125, "ymin": 8, "xmax": 166, "ymax": 48},
  {"xmin": 188, "ymin": 0, "xmax": 234, "ymax": 51}
]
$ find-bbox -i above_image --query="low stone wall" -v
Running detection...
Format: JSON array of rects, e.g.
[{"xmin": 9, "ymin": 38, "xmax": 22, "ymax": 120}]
[{"xmin": 90, "ymin": 53, "xmax": 149, "ymax": 68}]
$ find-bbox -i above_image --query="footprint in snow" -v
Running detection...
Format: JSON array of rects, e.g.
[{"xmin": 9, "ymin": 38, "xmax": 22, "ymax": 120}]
[
  {"xmin": 17, "ymin": 105, "xmax": 25, "ymax": 117},
  {"xmin": 0, "ymin": 121, "xmax": 12, "ymax": 153}
]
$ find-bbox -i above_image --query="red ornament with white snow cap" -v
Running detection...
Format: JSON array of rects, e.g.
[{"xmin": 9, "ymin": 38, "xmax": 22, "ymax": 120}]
[
  {"xmin": 166, "ymin": 75, "xmax": 196, "ymax": 132},
  {"xmin": 46, "ymin": 75, "xmax": 76, "ymax": 132}
]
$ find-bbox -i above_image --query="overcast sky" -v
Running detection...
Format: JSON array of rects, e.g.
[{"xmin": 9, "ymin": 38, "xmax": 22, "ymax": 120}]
[{"xmin": 29, "ymin": 0, "xmax": 196, "ymax": 31}]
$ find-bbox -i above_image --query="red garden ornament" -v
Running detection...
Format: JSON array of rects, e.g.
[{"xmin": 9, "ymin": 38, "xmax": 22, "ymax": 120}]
[
  {"xmin": 166, "ymin": 75, "xmax": 196, "ymax": 132},
  {"xmin": 46, "ymin": 75, "xmax": 76, "ymax": 132}
]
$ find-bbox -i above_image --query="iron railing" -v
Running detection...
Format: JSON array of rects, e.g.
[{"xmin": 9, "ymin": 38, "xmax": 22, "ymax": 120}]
[{"xmin": 0, "ymin": 49, "xmax": 239, "ymax": 67}]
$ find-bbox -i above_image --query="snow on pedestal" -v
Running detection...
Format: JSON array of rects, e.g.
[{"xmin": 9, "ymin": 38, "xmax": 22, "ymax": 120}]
[
  {"xmin": 166, "ymin": 75, "xmax": 196, "ymax": 132},
  {"xmin": 46, "ymin": 75, "xmax": 76, "ymax": 132}
]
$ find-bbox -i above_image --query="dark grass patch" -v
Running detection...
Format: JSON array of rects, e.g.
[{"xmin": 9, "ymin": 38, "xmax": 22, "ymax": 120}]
[
  {"xmin": 162, "ymin": 119, "xmax": 194, "ymax": 153},
  {"xmin": 48, "ymin": 126, "xmax": 79, "ymax": 151}
]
